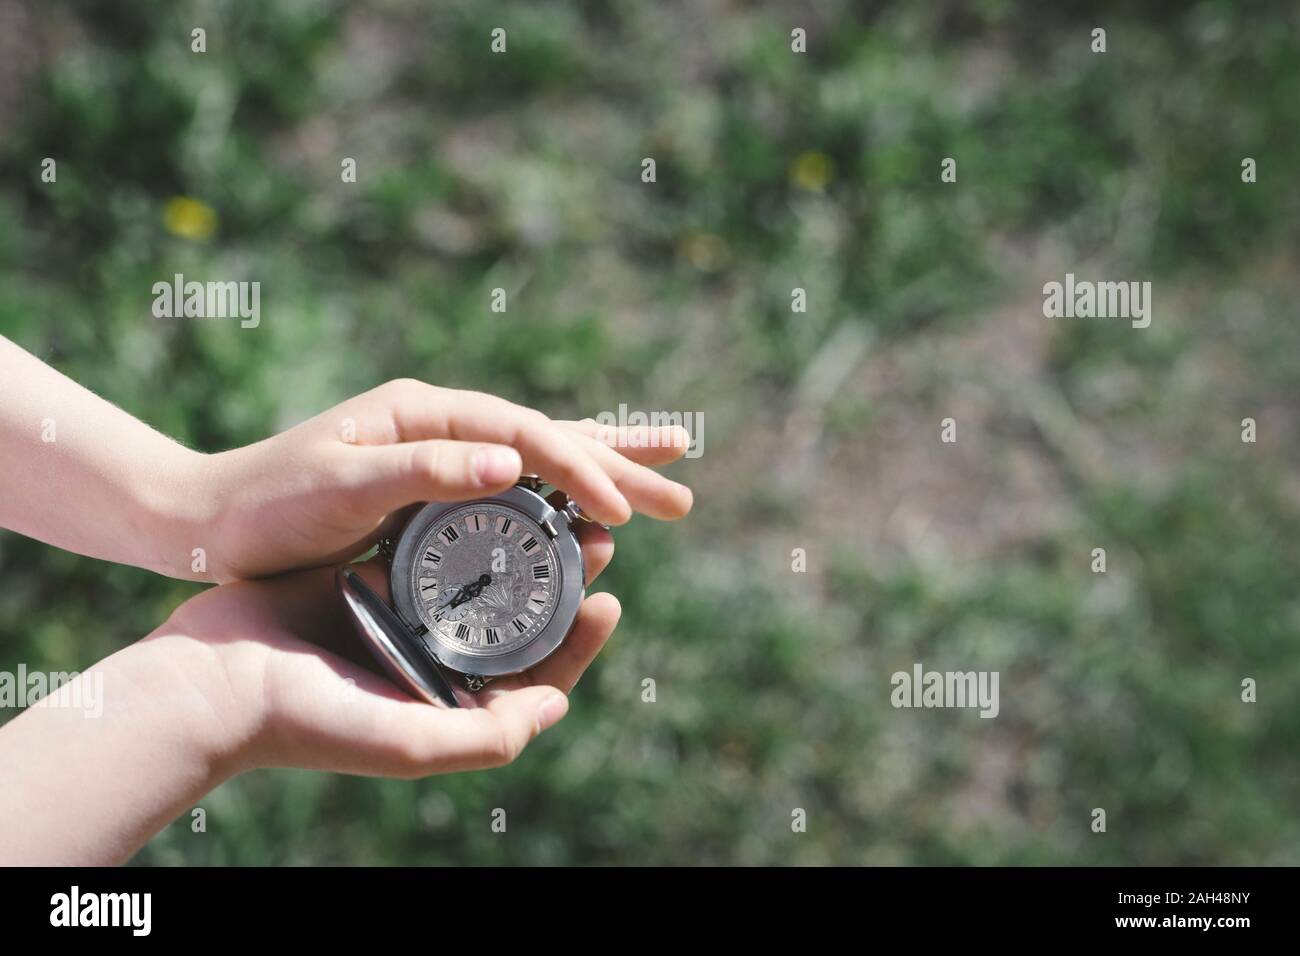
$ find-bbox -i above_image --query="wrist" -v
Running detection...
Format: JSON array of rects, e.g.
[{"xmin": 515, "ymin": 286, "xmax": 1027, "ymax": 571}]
[
  {"xmin": 133, "ymin": 610, "xmax": 264, "ymax": 783},
  {"xmin": 141, "ymin": 446, "xmax": 224, "ymax": 582}
]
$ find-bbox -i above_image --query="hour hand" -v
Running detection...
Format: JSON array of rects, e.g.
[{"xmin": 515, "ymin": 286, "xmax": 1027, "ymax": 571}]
[{"xmin": 450, "ymin": 574, "xmax": 492, "ymax": 608}]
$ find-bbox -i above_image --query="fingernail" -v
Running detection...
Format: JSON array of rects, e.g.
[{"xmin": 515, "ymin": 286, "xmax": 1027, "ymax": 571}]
[
  {"xmin": 536, "ymin": 693, "xmax": 569, "ymax": 732},
  {"xmin": 473, "ymin": 446, "xmax": 521, "ymax": 485}
]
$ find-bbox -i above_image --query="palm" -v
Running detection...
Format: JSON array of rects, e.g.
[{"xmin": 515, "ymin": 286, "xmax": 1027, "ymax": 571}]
[{"xmin": 169, "ymin": 525, "xmax": 618, "ymax": 777}]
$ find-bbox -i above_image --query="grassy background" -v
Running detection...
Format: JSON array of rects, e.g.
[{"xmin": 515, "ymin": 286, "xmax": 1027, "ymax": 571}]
[{"xmin": 1, "ymin": 0, "xmax": 1299, "ymax": 864}]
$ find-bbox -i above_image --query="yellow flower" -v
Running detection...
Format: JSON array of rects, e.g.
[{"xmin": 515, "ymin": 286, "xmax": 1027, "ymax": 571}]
[
  {"xmin": 789, "ymin": 151, "xmax": 835, "ymax": 192},
  {"xmin": 677, "ymin": 232, "xmax": 730, "ymax": 272},
  {"xmin": 163, "ymin": 196, "xmax": 218, "ymax": 241}
]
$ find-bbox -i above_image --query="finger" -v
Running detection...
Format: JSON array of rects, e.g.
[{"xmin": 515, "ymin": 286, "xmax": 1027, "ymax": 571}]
[
  {"xmin": 378, "ymin": 382, "xmax": 633, "ymax": 526},
  {"xmin": 267, "ymin": 647, "xmax": 567, "ymax": 777},
  {"xmin": 518, "ymin": 592, "xmax": 621, "ymax": 694},
  {"xmin": 558, "ymin": 419, "xmax": 693, "ymax": 466},
  {"xmin": 563, "ymin": 428, "xmax": 693, "ymax": 520},
  {"xmin": 578, "ymin": 523, "xmax": 615, "ymax": 585},
  {"xmin": 339, "ymin": 439, "xmax": 523, "ymax": 517},
  {"xmin": 410, "ymin": 683, "xmax": 569, "ymax": 774}
]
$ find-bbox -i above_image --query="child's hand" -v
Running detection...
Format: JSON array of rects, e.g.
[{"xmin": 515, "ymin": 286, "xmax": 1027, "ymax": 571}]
[
  {"xmin": 193, "ymin": 379, "xmax": 692, "ymax": 581},
  {"xmin": 182, "ymin": 517, "xmax": 619, "ymax": 780},
  {"xmin": 1, "ymin": 335, "xmax": 692, "ymax": 583},
  {"xmin": 166, "ymin": 524, "xmax": 621, "ymax": 777},
  {"xmin": 0, "ymin": 522, "xmax": 620, "ymax": 864}
]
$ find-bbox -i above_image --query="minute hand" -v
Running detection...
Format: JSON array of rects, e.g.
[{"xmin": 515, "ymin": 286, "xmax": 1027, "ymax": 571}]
[{"xmin": 448, "ymin": 573, "xmax": 492, "ymax": 609}]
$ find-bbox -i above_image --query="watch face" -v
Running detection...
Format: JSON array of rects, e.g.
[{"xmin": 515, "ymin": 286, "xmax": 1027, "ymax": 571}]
[{"xmin": 406, "ymin": 501, "xmax": 562, "ymax": 659}]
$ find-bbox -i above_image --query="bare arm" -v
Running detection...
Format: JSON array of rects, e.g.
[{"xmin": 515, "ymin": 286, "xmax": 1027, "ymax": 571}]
[
  {"xmin": 0, "ymin": 335, "xmax": 212, "ymax": 579},
  {"xmin": 0, "ymin": 634, "xmax": 237, "ymax": 865}
]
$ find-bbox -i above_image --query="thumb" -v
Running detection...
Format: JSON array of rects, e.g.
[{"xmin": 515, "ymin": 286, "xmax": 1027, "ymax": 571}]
[
  {"xmin": 389, "ymin": 684, "xmax": 570, "ymax": 774},
  {"xmin": 345, "ymin": 439, "xmax": 523, "ymax": 514}
]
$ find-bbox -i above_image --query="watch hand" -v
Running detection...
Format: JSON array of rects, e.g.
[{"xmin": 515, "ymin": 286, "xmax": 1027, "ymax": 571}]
[{"xmin": 448, "ymin": 574, "xmax": 492, "ymax": 609}]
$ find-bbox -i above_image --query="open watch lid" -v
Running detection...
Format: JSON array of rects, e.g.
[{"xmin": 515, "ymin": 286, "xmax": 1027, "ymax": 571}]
[{"xmin": 336, "ymin": 567, "xmax": 460, "ymax": 708}]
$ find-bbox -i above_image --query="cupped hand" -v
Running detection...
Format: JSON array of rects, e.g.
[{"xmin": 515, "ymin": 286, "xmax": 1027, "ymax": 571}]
[
  {"xmin": 195, "ymin": 379, "xmax": 692, "ymax": 581},
  {"xmin": 152, "ymin": 520, "xmax": 621, "ymax": 779}
]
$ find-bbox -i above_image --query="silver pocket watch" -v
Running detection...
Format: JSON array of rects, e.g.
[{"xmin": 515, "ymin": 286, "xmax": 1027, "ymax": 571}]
[{"xmin": 337, "ymin": 477, "xmax": 596, "ymax": 707}]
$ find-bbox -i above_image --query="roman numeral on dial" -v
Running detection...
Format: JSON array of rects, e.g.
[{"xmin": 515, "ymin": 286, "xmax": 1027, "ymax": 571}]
[
  {"xmin": 520, "ymin": 534, "xmax": 539, "ymax": 554},
  {"xmin": 510, "ymin": 615, "xmax": 531, "ymax": 634},
  {"xmin": 439, "ymin": 525, "xmax": 460, "ymax": 545},
  {"xmin": 455, "ymin": 623, "xmax": 471, "ymax": 642},
  {"xmin": 422, "ymin": 548, "xmax": 442, "ymax": 567},
  {"xmin": 495, "ymin": 515, "xmax": 515, "ymax": 536},
  {"xmin": 532, "ymin": 563, "xmax": 550, "ymax": 581},
  {"xmin": 466, "ymin": 513, "xmax": 486, "ymax": 532},
  {"xmin": 484, "ymin": 627, "xmax": 501, "ymax": 645},
  {"xmin": 527, "ymin": 591, "xmax": 547, "ymax": 614},
  {"xmin": 419, "ymin": 577, "xmax": 438, "ymax": 594}
]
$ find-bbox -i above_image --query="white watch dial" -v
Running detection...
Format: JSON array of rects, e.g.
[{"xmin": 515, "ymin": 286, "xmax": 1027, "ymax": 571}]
[{"xmin": 408, "ymin": 502, "xmax": 560, "ymax": 657}]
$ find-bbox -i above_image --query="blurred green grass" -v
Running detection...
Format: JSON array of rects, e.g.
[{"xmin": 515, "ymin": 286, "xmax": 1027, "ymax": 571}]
[{"xmin": 1, "ymin": 0, "xmax": 1298, "ymax": 864}]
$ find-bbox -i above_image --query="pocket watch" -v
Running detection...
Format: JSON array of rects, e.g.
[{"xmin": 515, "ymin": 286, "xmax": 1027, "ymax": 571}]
[{"xmin": 337, "ymin": 477, "xmax": 595, "ymax": 708}]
